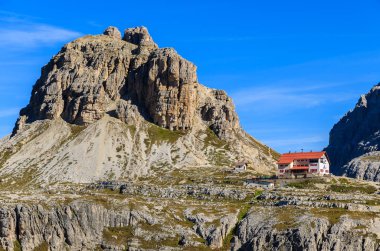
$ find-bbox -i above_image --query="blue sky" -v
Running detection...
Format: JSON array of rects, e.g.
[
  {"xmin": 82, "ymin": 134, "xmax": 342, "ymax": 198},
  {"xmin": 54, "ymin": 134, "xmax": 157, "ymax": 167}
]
[{"xmin": 0, "ymin": 1, "xmax": 380, "ymax": 153}]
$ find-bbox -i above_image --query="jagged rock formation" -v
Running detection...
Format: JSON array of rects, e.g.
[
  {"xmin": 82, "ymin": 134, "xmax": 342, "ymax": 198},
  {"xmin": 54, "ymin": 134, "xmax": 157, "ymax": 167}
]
[
  {"xmin": 13, "ymin": 26, "xmax": 236, "ymax": 138},
  {"xmin": 0, "ymin": 201, "xmax": 238, "ymax": 251},
  {"xmin": 232, "ymin": 207, "xmax": 380, "ymax": 251},
  {"xmin": 325, "ymin": 83, "xmax": 380, "ymax": 181},
  {"xmin": 1, "ymin": 26, "xmax": 277, "ymax": 184}
]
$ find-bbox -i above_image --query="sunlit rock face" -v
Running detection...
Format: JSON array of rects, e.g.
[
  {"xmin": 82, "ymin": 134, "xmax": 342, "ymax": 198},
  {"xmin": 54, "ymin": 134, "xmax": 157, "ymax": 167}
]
[{"xmin": 14, "ymin": 26, "xmax": 239, "ymax": 139}]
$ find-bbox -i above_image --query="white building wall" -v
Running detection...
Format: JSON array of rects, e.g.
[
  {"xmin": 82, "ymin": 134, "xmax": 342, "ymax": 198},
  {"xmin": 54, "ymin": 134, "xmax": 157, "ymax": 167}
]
[{"xmin": 317, "ymin": 155, "xmax": 329, "ymax": 175}]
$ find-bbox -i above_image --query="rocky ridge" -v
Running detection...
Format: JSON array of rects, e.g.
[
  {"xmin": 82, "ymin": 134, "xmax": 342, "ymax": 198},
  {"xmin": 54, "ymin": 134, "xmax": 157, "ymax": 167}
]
[{"xmin": 325, "ymin": 83, "xmax": 380, "ymax": 181}]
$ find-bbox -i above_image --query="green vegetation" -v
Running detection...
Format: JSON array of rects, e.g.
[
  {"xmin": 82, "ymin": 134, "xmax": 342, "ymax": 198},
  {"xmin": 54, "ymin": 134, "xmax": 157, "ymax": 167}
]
[
  {"xmin": 103, "ymin": 226, "xmax": 134, "ymax": 245},
  {"xmin": 139, "ymin": 236, "xmax": 179, "ymax": 249},
  {"xmin": 68, "ymin": 124, "xmax": 86, "ymax": 140},
  {"xmin": 0, "ymin": 150, "xmax": 12, "ymax": 169},
  {"xmin": 328, "ymin": 184, "xmax": 377, "ymax": 194},
  {"xmin": 310, "ymin": 208, "xmax": 345, "ymax": 225},
  {"xmin": 147, "ymin": 124, "xmax": 185, "ymax": 144},
  {"xmin": 103, "ymin": 223, "xmax": 180, "ymax": 249},
  {"xmin": 337, "ymin": 178, "xmax": 350, "ymax": 184},
  {"xmin": 33, "ymin": 242, "xmax": 49, "ymax": 251},
  {"xmin": 13, "ymin": 240, "xmax": 22, "ymax": 251},
  {"xmin": 223, "ymin": 203, "xmax": 251, "ymax": 249},
  {"xmin": 127, "ymin": 125, "xmax": 136, "ymax": 136},
  {"xmin": 310, "ymin": 208, "xmax": 378, "ymax": 225},
  {"xmin": 273, "ymin": 207, "xmax": 305, "ymax": 231},
  {"xmin": 286, "ymin": 179, "xmax": 326, "ymax": 189},
  {"xmin": 203, "ymin": 128, "xmax": 227, "ymax": 149}
]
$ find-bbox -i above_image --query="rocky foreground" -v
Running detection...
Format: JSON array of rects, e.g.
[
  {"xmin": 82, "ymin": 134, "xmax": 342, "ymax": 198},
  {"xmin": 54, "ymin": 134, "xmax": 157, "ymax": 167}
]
[{"xmin": 0, "ymin": 169, "xmax": 379, "ymax": 251}]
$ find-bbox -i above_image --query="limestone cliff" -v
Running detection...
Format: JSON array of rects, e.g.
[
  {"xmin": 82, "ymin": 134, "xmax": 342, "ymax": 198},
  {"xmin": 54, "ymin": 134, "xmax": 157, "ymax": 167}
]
[
  {"xmin": 325, "ymin": 83, "xmax": 380, "ymax": 181},
  {"xmin": 1, "ymin": 26, "xmax": 277, "ymax": 184},
  {"xmin": 13, "ymin": 26, "xmax": 238, "ymax": 139}
]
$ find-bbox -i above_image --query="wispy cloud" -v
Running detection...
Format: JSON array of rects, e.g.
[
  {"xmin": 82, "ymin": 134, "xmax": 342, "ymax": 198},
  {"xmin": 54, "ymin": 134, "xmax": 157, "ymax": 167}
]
[
  {"xmin": 0, "ymin": 11, "xmax": 81, "ymax": 49},
  {"xmin": 0, "ymin": 108, "xmax": 19, "ymax": 118},
  {"xmin": 231, "ymin": 81, "xmax": 359, "ymax": 111},
  {"xmin": 264, "ymin": 135, "xmax": 325, "ymax": 147}
]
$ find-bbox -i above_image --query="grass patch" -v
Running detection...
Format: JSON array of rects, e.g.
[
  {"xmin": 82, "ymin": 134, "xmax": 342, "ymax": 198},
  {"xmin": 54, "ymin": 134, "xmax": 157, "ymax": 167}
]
[
  {"xmin": 103, "ymin": 226, "xmax": 134, "ymax": 246},
  {"xmin": 286, "ymin": 178, "xmax": 326, "ymax": 189},
  {"xmin": 222, "ymin": 204, "xmax": 251, "ymax": 249},
  {"xmin": 140, "ymin": 237, "xmax": 179, "ymax": 249},
  {"xmin": 147, "ymin": 124, "xmax": 185, "ymax": 144},
  {"xmin": 203, "ymin": 128, "xmax": 226, "ymax": 149},
  {"xmin": 354, "ymin": 225, "xmax": 367, "ymax": 230},
  {"xmin": 328, "ymin": 184, "xmax": 377, "ymax": 194},
  {"xmin": 337, "ymin": 178, "xmax": 350, "ymax": 184},
  {"xmin": 310, "ymin": 208, "xmax": 346, "ymax": 225},
  {"xmin": 310, "ymin": 208, "xmax": 378, "ymax": 225},
  {"xmin": 13, "ymin": 240, "xmax": 21, "ymax": 251},
  {"xmin": 0, "ymin": 150, "xmax": 12, "ymax": 169},
  {"xmin": 273, "ymin": 207, "xmax": 305, "ymax": 231},
  {"xmin": 33, "ymin": 241, "xmax": 48, "ymax": 251}
]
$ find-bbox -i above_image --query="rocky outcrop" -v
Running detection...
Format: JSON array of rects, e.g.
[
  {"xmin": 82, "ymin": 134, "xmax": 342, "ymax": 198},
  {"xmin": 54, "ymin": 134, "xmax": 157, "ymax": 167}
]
[
  {"xmin": 0, "ymin": 202, "xmax": 133, "ymax": 250},
  {"xmin": 103, "ymin": 26, "xmax": 121, "ymax": 39},
  {"xmin": 233, "ymin": 208, "xmax": 380, "ymax": 251},
  {"xmin": 325, "ymin": 83, "xmax": 380, "ymax": 179},
  {"xmin": 127, "ymin": 48, "xmax": 198, "ymax": 131},
  {"xmin": 341, "ymin": 152, "xmax": 380, "ymax": 182}
]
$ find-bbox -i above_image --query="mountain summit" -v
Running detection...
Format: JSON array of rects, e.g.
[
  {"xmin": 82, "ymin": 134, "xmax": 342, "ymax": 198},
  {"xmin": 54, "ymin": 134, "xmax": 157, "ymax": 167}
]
[{"xmin": 0, "ymin": 26, "xmax": 277, "ymax": 184}]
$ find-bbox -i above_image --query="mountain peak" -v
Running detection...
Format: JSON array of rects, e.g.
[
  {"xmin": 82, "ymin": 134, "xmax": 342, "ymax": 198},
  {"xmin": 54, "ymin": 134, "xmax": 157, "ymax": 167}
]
[
  {"xmin": 4, "ymin": 26, "xmax": 277, "ymax": 184},
  {"xmin": 103, "ymin": 26, "xmax": 122, "ymax": 39},
  {"xmin": 123, "ymin": 26, "xmax": 158, "ymax": 49}
]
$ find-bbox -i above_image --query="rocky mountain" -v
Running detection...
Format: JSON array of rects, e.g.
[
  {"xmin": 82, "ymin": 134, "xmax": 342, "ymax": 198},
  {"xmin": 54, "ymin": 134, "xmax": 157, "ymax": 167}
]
[
  {"xmin": 325, "ymin": 83, "xmax": 380, "ymax": 181},
  {"xmin": 0, "ymin": 25, "xmax": 379, "ymax": 251},
  {"xmin": 0, "ymin": 26, "xmax": 277, "ymax": 184}
]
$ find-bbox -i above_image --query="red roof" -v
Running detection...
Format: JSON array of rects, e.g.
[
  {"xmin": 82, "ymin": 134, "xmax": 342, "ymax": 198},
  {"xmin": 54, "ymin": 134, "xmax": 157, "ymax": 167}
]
[{"xmin": 278, "ymin": 151, "xmax": 327, "ymax": 164}]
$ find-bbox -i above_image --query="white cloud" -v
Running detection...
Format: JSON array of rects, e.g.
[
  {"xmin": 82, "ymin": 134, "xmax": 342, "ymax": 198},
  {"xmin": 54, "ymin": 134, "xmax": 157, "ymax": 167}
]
[
  {"xmin": 0, "ymin": 108, "xmax": 19, "ymax": 118},
  {"xmin": 231, "ymin": 81, "xmax": 361, "ymax": 111},
  {"xmin": 0, "ymin": 12, "xmax": 81, "ymax": 49},
  {"xmin": 0, "ymin": 25, "xmax": 81, "ymax": 48},
  {"xmin": 264, "ymin": 135, "xmax": 325, "ymax": 147}
]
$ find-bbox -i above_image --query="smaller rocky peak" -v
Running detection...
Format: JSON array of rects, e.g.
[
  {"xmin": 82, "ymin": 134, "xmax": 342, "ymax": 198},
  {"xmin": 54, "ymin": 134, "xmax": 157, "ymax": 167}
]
[
  {"xmin": 123, "ymin": 26, "xmax": 158, "ymax": 49},
  {"xmin": 103, "ymin": 26, "xmax": 121, "ymax": 39}
]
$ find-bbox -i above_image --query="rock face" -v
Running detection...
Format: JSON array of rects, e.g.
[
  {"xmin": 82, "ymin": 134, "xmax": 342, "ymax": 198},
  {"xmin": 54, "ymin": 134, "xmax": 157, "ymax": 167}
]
[
  {"xmin": 325, "ymin": 83, "xmax": 380, "ymax": 180},
  {"xmin": 0, "ymin": 200, "xmax": 238, "ymax": 251},
  {"xmin": 341, "ymin": 152, "xmax": 380, "ymax": 182},
  {"xmin": 0, "ymin": 202, "xmax": 132, "ymax": 250},
  {"xmin": 233, "ymin": 208, "xmax": 380, "ymax": 251},
  {"xmin": 103, "ymin": 26, "xmax": 121, "ymax": 39},
  {"xmin": 14, "ymin": 26, "xmax": 238, "ymax": 139},
  {"xmin": 2, "ymin": 26, "xmax": 277, "ymax": 183}
]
